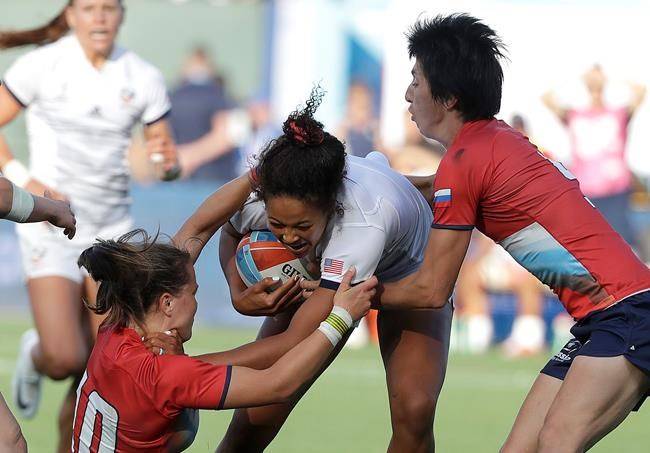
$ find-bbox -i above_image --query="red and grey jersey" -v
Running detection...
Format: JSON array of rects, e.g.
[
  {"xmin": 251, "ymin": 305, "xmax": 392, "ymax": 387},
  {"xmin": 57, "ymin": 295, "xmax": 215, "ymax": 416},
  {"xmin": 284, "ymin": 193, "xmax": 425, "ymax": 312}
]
[
  {"xmin": 433, "ymin": 119, "xmax": 650, "ymax": 320},
  {"xmin": 71, "ymin": 327, "xmax": 230, "ymax": 452},
  {"xmin": 230, "ymin": 154, "xmax": 432, "ymax": 288}
]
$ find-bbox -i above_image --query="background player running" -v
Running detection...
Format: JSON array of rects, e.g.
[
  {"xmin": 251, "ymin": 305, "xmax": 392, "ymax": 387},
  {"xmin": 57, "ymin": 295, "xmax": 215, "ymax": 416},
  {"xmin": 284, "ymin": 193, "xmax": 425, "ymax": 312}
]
[
  {"xmin": 1, "ymin": 176, "xmax": 76, "ymax": 452},
  {"xmin": 175, "ymin": 91, "xmax": 451, "ymax": 453},
  {"xmin": 0, "ymin": 1, "xmax": 179, "ymax": 450},
  {"xmin": 378, "ymin": 14, "xmax": 650, "ymax": 453}
]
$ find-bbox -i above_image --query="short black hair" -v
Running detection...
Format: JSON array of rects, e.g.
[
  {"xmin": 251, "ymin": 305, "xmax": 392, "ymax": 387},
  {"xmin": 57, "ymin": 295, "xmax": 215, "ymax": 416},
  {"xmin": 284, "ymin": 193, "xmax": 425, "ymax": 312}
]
[
  {"xmin": 256, "ymin": 87, "xmax": 346, "ymax": 216},
  {"xmin": 407, "ymin": 13, "xmax": 506, "ymax": 121}
]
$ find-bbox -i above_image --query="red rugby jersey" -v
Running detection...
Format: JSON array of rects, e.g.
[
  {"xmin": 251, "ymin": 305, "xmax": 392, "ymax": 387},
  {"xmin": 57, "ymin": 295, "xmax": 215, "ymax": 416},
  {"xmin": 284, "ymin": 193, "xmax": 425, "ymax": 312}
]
[
  {"xmin": 433, "ymin": 119, "xmax": 650, "ymax": 320},
  {"xmin": 72, "ymin": 327, "xmax": 231, "ymax": 452}
]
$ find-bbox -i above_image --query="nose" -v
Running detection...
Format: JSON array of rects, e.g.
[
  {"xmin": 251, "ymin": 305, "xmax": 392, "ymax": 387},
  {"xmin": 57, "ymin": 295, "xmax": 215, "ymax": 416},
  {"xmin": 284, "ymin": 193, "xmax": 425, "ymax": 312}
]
[
  {"xmin": 405, "ymin": 84, "xmax": 413, "ymax": 104},
  {"xmin": 281, "ymin": 229, "xmax": 299, "ymax": 245}
]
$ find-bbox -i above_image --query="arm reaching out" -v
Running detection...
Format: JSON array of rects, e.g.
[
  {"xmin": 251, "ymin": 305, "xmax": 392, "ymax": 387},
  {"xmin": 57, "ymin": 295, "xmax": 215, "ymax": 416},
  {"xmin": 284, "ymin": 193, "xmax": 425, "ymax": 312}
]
[
  {"xmin": 222, "ymin": 268, "xmax": 376, "ymax": 408},
  {"xmin": 174, "ymin": 173, "xmax": 254, "ymax": 263},
  {"xmin": 0, "ymin": 178, "xmax": 76, "ymax": 238}
]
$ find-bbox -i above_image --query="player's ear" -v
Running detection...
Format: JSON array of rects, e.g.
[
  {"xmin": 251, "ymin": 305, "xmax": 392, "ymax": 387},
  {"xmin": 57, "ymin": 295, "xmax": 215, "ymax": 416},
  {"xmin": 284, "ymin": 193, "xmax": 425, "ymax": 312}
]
[
  {"xmin": 443, "ymin": 96, "xmax": 458, "ymax": 111},
  {"xmin": 158, "ymin": 293, "xmax": 174, "ymax": 317}
]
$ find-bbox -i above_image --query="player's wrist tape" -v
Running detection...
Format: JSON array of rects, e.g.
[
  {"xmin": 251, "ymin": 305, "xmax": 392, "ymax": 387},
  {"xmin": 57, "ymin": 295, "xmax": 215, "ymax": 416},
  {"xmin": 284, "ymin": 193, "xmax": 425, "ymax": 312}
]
[
  {"xmin": 318, "ymin": 306, "xmax": 354, "ymax": 347},
  {"xmin": 1, "ymin": 159, "xmax": 30, "ymax": 188},
  {"xmin": 3, "ymin": 182, "xmax": 34, "ymax": 222}
]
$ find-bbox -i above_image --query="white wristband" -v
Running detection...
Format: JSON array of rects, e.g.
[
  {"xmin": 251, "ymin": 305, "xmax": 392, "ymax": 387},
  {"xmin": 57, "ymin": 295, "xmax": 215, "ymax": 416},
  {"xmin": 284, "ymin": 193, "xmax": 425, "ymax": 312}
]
[
  {"xmin": 5, "ymin": 183, "xmax": 34, "ymax": 223},
  {"xmin": 1, "ymin": 159, "xmax": 30, "ymax": 188},
  {"xmin": 317, "ymin": 306, "xmax": 354, "ymax": 347}
]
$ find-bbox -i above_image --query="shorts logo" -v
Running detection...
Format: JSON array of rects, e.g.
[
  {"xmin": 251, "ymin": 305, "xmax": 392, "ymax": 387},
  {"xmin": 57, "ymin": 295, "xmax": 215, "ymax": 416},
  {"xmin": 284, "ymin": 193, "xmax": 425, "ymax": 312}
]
[
  {"xmin": 434, "ymin": 189, "xmax": 452, "ymax": 208},
  {"xmin": 552, "ymin": 338, "xmax": 581, "ymax": 362}
]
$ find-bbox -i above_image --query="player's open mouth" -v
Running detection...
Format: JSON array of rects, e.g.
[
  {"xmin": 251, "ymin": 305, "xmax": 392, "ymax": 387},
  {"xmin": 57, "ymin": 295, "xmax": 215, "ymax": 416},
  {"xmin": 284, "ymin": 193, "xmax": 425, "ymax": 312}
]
[
  {"xmin": 90, "ymin": 31, "xmax": 110, "ymax": 41},
  {"xmin": 284, "ymin": 241, "xmax": 308, "ymax": 255}
]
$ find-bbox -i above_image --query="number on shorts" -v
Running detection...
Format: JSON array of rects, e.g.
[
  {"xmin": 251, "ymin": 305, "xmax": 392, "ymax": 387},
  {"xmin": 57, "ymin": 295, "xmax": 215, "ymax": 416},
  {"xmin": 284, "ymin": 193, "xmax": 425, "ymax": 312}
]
[{"xmin": 74, "ymin": 372, "xmax": 119, "ymax": 452}]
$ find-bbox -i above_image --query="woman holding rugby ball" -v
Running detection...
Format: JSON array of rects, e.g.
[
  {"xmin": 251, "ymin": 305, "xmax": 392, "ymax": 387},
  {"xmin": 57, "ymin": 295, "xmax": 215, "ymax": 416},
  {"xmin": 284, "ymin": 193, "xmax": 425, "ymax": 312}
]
[
  {"xmin": 0, "ymin": 1, "xmax": 179, "ymax": 449},
  {"xmin": 72, "ymin": 226, "xmax": 374, "ymax": 452},
  {"xmin": 176, "ymin": 89, "xmax": 451, "ymax": 452}
]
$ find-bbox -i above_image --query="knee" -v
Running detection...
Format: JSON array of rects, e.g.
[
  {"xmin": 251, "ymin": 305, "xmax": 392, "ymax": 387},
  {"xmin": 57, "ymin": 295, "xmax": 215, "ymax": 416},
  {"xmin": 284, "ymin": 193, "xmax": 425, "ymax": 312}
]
[
  {"xmin": 0, "ymin": 422, "xmax": 27, "ymax": 453},
  {"xmin": 537, "ymin": 420, "xmax": 582, "ymax": 453},
  {"xmin": 391, "ymin": 391, "xmax": 438, "ymax": 433},
  {"xmin": 41, "ymin": 348, "xmax": 87, "ymax": 380}
]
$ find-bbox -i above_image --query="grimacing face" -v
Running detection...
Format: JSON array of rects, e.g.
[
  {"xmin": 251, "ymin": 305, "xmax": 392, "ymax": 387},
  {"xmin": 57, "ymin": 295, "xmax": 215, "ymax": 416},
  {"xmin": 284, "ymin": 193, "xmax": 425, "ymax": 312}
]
[
  {"xmin": 66, "ymin": 0, "xmax": 123, "ymax": 58},
  {"xmin": 265, "ymin": 196, "xmax": 330, "ymax": 258},
  {"xmin": 404, "ymin": 61, "xmax": 448, "ymax": 142}
]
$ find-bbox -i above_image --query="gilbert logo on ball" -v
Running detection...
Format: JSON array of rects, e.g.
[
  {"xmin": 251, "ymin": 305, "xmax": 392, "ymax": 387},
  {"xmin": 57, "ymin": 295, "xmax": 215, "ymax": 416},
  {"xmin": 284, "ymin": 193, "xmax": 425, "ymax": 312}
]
[{"xmin": 235, "ymin": 230, "xmax": 318, "ymax": 288}]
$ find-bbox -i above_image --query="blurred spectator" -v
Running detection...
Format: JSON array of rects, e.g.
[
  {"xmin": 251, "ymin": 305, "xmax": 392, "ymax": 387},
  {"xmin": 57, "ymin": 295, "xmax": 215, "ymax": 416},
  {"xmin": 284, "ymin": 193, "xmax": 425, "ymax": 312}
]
[
  {"xmin": 390, "ymin": 110, "xmax": 444, "ymax": 175},
  {"xmin": 542, "ymin": 64, "xmax": 646, "ymax": 248},
  {"xmin": 337, "ymin": 82, "xmax": 380, "ymax": 158},
  {"xmin": 170, "ymin": 46, "xmax": 241, "ymax": 181},
  {"xmin": 238, "ymin": 95, "xmax": 282, "ymax": 174}
]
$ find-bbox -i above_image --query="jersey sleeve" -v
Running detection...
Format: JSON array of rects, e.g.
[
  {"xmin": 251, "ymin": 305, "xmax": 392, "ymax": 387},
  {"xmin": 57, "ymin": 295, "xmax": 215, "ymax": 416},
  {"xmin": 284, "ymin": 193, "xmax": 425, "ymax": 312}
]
[
  {"xmin": 156, "ymin": 355, "xmax": 232, "ymax": 411},
  {"xmin": 431, "ymin": 149, "xmax": 484, "ymax": 230},
  {"xmin": 319, "ymin": 225, "xmax": 386, "ymax": 290},
  {"xmin": 2, "ymin": 51, "xmax": 42, "ymax": 107},
  {"xmin": 229, "ymin": 197, "xmax": 267, "ymax": 234},
  {"xmin": 142, "ymin": 68, "xmax": 171, "ymax": 125}
]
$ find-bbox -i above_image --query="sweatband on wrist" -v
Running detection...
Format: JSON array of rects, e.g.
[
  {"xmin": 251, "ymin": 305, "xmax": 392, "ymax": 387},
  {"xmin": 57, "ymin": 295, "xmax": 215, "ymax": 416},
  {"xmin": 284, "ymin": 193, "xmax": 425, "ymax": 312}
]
[
  {"xmin": 317, "ymin": 306, "xmax": 354, "ymax": 347},
  {"xmin": 4, "ymin": 183, "xmax": 34, "ymax": 222},
  {"xmin": 2, "ymin": 159, "xmax": 30, "ymax": 188}
]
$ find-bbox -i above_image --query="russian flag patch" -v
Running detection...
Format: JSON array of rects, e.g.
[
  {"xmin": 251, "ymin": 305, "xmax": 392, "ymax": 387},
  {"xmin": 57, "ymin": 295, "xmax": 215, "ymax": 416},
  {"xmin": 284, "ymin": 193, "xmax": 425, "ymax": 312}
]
[{"xmin": 434, "ymin": 188, "xmax": 452, "ymax": 207}]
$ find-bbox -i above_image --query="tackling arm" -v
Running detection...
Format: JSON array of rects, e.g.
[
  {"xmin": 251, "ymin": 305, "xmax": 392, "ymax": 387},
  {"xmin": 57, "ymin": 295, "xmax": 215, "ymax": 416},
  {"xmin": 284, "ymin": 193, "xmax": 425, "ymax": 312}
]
[{"xmin": 378, "ymin": 228, "xmax": 472, "ymax": 309}]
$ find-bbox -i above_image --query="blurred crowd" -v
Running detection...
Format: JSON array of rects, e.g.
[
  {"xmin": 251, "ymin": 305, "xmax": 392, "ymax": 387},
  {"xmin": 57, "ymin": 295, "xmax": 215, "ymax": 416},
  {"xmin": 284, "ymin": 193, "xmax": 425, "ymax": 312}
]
[{"xmin": 131, "ymin": 48, "xmax": 647, "ymax": 357}]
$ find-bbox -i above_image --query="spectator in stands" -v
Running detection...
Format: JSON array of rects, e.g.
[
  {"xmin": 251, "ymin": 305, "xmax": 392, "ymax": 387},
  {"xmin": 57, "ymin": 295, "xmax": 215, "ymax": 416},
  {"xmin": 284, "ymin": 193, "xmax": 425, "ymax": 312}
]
[
  {"xmin": 542, "ymin": 64, "xmax": 646, "ymax": 248},
  {"xmin": 170, "ymin": 46, "xmax": 241, "ymax": 181},
  {"xmin": 390, "ymin": 109, "xmax": 444, "ymax": 176},
  {"xmin": 238, "ymin": 95, "xmax": 281, "ymax": 175},
  {"xmin": 336, "ymin": 82, "xmax": 379, "ymax": 158}
]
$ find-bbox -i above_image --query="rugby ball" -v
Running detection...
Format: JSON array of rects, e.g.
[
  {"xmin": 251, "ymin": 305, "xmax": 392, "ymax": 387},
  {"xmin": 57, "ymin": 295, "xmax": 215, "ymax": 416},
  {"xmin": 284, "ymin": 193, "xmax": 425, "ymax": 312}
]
[{"xmin": 235, "ymin": 230, "xmax": 318, "ymax": 287}]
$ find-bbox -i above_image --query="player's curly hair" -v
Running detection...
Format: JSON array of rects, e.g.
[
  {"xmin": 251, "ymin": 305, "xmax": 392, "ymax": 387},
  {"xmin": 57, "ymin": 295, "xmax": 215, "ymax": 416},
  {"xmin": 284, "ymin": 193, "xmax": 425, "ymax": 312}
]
[
  {"xmin": 256, "ymin": 86, "xmax": 346, "ymax": 216},
  {"xmin": 407, "ymin": 13, "xmax": 507, "ymax": 121},
  {"xmin": 78, "ymin": 229, "xmax": 192, "ymax": 331}
]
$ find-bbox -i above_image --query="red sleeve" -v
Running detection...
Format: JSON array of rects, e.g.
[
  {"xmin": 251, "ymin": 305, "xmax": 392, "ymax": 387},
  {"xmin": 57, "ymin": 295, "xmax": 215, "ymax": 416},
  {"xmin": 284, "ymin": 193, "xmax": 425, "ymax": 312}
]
[
  {"xmin": 156, "ymin": 355, "xmax": 232, "ymax": 411},
  {"xmin": 431, "ymin": 147, "xmax": 485, "ymax": 230}
]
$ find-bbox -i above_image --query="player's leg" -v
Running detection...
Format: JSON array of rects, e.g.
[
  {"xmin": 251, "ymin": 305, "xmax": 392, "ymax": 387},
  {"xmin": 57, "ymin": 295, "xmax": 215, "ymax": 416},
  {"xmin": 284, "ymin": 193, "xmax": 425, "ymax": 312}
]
[
  {"xmin": 538, "ymin": 355, "xmax": 649, "ymax": 452},
  {"xmin": 16, "ymin": 277, "xmax": 89, "ymax": 453},
  {"xmin": 217, "ymin": 312, "xmax": 294, "ymax": 452},
  {"xmin": 218, "ymin": 309, "xmax": 349, "ymax": 452},
  {"xmin": 0, "ymin": 392, "xmax": 26, "ymax": 453},
  {"xmin": 500, "ymin": 373, "xmax": 562, "ymax": 452},
  {"xmin": 378, "ymin": 301, "xmax": 452, "ymax": 453}
]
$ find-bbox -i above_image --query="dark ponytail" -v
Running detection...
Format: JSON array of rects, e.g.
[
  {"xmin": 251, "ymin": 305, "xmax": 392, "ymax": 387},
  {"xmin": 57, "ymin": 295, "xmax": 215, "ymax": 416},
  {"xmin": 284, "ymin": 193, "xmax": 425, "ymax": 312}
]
[
  {"xmin": 78, "ymin": 229, "xmax": 192, "ymax": 330},
  {"xmin": 0, "ymin": 5, "xmax": 70, "ymax": 49},
  {"xmin": 257, "ymin": 86, "xmax": 347, "ymax": 215}
]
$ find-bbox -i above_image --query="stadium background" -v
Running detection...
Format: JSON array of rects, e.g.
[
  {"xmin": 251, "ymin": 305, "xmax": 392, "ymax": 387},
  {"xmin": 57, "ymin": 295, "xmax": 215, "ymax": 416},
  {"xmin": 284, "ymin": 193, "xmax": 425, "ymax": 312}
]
[{"xmin": 1, "ymin": 0, "xmax": 650, "ymax": 451}]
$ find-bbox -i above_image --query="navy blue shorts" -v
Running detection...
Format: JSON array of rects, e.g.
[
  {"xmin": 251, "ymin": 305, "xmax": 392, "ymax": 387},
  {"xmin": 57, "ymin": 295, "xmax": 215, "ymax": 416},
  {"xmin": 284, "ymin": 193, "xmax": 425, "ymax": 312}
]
[{"xmin": 541, "ymin": 290, "xmax": 650, "ymax": 410}]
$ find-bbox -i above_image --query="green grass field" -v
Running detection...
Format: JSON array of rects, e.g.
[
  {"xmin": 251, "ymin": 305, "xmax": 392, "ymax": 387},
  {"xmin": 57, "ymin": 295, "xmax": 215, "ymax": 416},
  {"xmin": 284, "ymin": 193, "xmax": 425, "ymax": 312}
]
[{"xmin": 1, "ymin": 316, "xmax": 649, "ymax": 452}]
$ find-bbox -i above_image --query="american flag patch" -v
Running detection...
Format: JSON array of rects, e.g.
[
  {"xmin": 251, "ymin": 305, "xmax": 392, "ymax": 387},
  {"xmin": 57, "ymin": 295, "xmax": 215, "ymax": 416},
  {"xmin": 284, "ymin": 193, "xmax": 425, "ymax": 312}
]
[
  {"xmin": 434, "ymin": 188, "xmax": 452, "ymax": 207},
  {"xmin": 323, "ymin": 258, "xmax": 344, "ymax": 275}
]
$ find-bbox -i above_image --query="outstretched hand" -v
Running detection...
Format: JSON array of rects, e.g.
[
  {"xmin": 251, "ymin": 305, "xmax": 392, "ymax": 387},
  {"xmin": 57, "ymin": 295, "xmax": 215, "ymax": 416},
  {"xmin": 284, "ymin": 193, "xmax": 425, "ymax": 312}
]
[
  {"xmin": 333, "ymin": 267, "xmax": 377, "ymax": 321},
  {"xmin": 43, "ymin": 190, "xmax": 76, "ymax": 239}
]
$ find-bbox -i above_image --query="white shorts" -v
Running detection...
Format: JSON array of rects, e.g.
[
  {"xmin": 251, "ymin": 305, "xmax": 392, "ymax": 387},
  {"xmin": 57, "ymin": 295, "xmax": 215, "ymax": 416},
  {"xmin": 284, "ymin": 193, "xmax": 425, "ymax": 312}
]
[{"xmin": 16, "ymin": 217, "xmax": 133, "ymax": 284}]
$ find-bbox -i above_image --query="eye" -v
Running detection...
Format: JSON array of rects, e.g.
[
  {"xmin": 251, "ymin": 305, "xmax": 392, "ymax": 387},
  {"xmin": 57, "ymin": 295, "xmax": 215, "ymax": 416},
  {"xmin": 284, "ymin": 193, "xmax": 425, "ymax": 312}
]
[{"xmin": 269, "ymin": 221, "xmax": 284, "ymax": 229}]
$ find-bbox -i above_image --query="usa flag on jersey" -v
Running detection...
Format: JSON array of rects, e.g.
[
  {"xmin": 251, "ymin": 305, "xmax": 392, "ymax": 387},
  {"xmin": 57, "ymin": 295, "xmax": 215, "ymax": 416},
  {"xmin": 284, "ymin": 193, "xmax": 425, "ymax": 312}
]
[{"xmin": 323, "ymin": 258, "xmax": 344, "ymax": 275}]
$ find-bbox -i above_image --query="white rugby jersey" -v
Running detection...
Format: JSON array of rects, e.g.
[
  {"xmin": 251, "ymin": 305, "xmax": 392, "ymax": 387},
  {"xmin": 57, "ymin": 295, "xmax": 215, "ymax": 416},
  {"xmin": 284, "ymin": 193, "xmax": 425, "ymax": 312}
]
[
  {"xmin": 230, "ymin": 154, "xmax": 433, "ymax": 287},
  {"xmin": 2, "ymin": 35, "xmax": 170, "ymax": 224}
]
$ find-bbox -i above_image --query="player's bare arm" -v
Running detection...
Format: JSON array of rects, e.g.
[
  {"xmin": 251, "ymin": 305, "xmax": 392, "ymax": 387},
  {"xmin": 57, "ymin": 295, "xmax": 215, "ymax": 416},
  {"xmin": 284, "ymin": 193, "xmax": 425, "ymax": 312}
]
[
  {"xmin": 378, "ymin": 228, "xmax": 472, "ymax": 309},
  {"xmin": 197, "ymin": 285, "xmax": 341, "ymax": 368},
  {"xmin": 173, "ymin": 174, "xmax": 255, "ymax": 264},
  {"xmin": 222, "ymin": 269, "xmax": 377, "ymax": 408}
]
